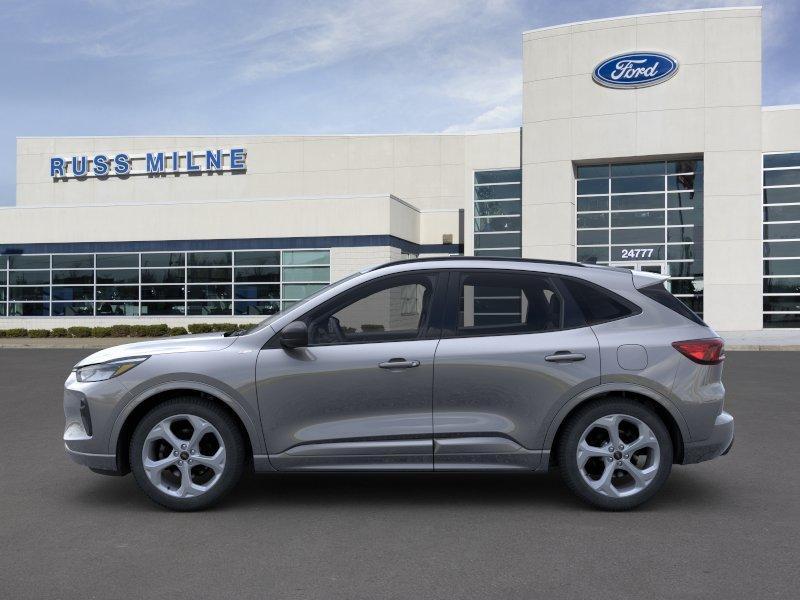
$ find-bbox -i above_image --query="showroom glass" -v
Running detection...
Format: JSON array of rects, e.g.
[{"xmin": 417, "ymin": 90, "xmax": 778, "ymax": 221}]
[
  {"xmin": 763, "ymin": 153, "xmax": 800, "ymax": 328},
  {"xmin": 456, "ymin": 271, "xmax": 563, "ymax": 335},
  {"xmin": 308, "ymin": 276, "xmax": 433, "ymax": 345},
  {"xmin": 0, "ymin": 249, "xmax": 330, "ymax": 317},
  {"xmin": 474, "ymin": 169, "xmax": 522, "ymax": 258},
  {"xmin": 575, "ymin": 159, "xmax": 704, "ymax": 316}
]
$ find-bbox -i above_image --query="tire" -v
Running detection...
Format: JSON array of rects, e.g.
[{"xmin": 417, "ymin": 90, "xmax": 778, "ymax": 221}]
[
  {"xmin": 557, "ymin": 398, "xmax": 673, "ymax": 511},
  {"xmin": 130, "ymin": 397, "xmax": 246, "ymax": 511}
]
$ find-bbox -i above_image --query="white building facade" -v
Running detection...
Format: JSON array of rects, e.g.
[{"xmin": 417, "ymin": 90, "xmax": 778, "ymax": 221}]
[{"xmin": 2, "ymin": 6, "xmax": 799, "ymax": 331}]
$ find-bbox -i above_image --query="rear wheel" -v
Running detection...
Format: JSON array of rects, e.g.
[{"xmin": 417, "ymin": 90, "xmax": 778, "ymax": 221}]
[
  {"xmin": 557, "ymin": 398, "xmax": 672, "ymax": 510},
  {"xmin": 130, "ymin": 398, "xmax": 246, "ymax": 511}
]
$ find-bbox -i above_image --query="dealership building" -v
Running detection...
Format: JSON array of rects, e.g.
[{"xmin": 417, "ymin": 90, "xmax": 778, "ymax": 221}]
[{"xmin": 2, "ymin": 5, "xmax": 799, "ymax": 331}]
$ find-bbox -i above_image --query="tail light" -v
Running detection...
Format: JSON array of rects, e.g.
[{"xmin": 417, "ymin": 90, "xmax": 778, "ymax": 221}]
[{"xmin": 672, "ymin": 338, "xmax": 725, "ymax": 365}]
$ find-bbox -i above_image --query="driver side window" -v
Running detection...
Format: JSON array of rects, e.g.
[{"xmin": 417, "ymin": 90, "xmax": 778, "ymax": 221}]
[{"xmin": 308, "ymin": 274, "xmax": 436, "ymax": 345}]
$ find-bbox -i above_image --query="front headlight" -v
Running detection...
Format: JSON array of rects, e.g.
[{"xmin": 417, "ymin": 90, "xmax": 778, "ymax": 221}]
[{"xmin": 74, "ymin": 356, "xmax": 149, "ymax": 382}]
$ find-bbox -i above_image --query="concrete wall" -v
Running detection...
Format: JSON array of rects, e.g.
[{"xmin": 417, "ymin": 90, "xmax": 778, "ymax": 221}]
[{"xmin": 522, "ymin": 6, "xmax": 763, "ymax": 330}]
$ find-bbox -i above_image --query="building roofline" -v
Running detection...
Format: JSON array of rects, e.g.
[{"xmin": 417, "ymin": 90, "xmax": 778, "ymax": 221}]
[
  {"xmin": 763, "ymin": 104, "xmax": 800, "ymax": 112},
  {"xmin": 522, "ymin": 5, "xmax": 761, "ymax": 36}
]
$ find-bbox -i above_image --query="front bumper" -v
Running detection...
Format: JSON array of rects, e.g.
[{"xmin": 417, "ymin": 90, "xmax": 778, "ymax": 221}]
[
  {"xmin": 681, "ymin": 411, "xmax": 735, "ymax": 464},
  {"xmin": 64, "ymin": 444, "xmax": 120, "ymax": 474}
]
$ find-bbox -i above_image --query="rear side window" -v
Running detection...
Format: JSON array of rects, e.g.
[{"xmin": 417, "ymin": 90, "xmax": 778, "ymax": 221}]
[
  {"xmin": 561, "ymin": 278, "xmax": 639, "ymax": 325},
  {"xmin": 639, "ymin": 282, "xmax": 706, "ymax": 326}
]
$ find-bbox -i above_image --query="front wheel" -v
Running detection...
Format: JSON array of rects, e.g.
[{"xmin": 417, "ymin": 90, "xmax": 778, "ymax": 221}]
[
  {"xmin": 130, "ymin": 398, "xmax": 246, "ymax": 511},
  {"xmin": 557, "ymin": 398, "xmax": 673, "ymax": 510}
]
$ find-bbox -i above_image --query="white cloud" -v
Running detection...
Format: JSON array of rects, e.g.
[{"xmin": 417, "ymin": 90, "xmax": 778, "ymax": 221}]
[{"xmin": 443, "ymin": 103, "xmax": 521, "ymax": 132}]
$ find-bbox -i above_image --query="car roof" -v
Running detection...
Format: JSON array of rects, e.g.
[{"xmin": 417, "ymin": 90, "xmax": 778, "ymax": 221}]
[{"xmin": 363, "ymin": 256, "xmax": 628, "ymax": 275}]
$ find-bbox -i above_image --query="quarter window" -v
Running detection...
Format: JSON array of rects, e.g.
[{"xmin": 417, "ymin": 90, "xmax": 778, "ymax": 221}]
[{"xmin": 561, "ymin": 278, "xmax": 637, "ymax": 325}]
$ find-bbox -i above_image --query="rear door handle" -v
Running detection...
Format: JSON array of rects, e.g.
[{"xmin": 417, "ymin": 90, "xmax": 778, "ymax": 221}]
[
  {"xmin": 545, "ymin": 351, "xmax": 586, "ymax": 363},
  {"xmin": 379, "ymin": 358, "xmax": 420, "ymax": 369}
]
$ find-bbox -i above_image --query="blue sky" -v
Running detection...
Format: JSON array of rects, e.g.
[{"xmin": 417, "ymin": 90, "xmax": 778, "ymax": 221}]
[{"xmin": 2, "ymin": 0, "xmax": 798, "ymax": 206}]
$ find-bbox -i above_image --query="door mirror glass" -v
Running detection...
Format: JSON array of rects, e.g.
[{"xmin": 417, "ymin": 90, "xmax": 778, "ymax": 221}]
[{"xmin": 280, "ymin": 320, "xmax": 308, "ymax": 349}]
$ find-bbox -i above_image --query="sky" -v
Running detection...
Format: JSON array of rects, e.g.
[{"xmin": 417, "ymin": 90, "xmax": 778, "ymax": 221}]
[{"xmin": 1, "ymin": 0, "xmax": 798, "ymax": 206}]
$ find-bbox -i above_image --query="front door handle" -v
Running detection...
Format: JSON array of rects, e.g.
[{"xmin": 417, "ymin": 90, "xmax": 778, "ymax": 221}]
[
  {"xmin": 378, "ymin": 358, "xmax": 420, "ymax": 369},
  {"xmin": 545, "ymin": 351, "xmax": 586, "ymax": 363}
]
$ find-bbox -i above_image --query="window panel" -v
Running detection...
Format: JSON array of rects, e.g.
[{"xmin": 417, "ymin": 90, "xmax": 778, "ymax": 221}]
[
  {"xmin": 474, "ymin": 232, "xmax": 521, "ymax": 249},
  {"xmin": 474, "ymin": 170, "xmax": 521, "ymax": 184},
  {"xmin": 763, "ymin": 187, "xmax": 800, "ymax": 204},
  {"xmin": 764, "ymin": 259, "xmax": 800, "ymax": 276},
  {"xmin": 576, "ymin": 179, "xmax": 607, "ymax": 195},
  {"xmin": 234, "ymin": 251, "xmax": 280, "ymax": 266},
  {"xmin": 96, "ymin": 302, "xmax": 138, "ymax": 316},
  {"xmin": 764, "ymin": 241, "xmax": 800, "ymax": 258},
  {"xmin": 283, "ymin": 284, "xmax": 326, "ymax": 300},
  {"xmin": 52, "ymin": 254, "xmax": 93, "ymax": 269},
  {"xmin": 610, "ymin": 176, "xmax": 663, "ymax": 194},
  {"xmin": 0, "ymin": 271, "xmax": 5, "ymax": 285},
  {"xmin": 763, "ymin": 296, "xmax": 800, "ymax": 312},
  {"xmin": 474, "ymin": 200, "xmax": 521, "ymax": 216},
  {"xmin": 141, "ymin": 253, "xmax": 185, "ymax": 268},
  {"xmin": 610, "ymin": 162, "xmax": 664, "ymax": 176},
  {"xmin": 141, "ymin": 285, "xmax": 185, "ymax": 300},
  {"xmin": 577, "ymin": 197, "xmax": 608, "ymax": 212},
  {"xmin": 668, "ymin": 227, "xmax": 695, "ymax": 244},
  {"xmin": 187, "ymin": 301, "xmax": 232, "ymax": 316},
  {"xmin": 764, "ymin": 223, "xmax": 800, "ymax": 240},
  {"xmin": 95, "ymin": 269, "xmax": 138, "ymax": 284},
  {"xmin": 9, "ymin": 255, "xmax": 49, "ymax": 269},
  {"xmin": 577, "ymin": 230, "xmax": 608, "ymax": 245},
  {"xmin": 52, "ymin": 270, "xmax": 93, "ymax": 284},
  {"xmin": 667, "ymin": 191, "xmax": 702, "ymax": 209},
  {"xmin": 282, "ymin": 250, "xmax": 329, "ymax": 266},
  {"xmin": 234, "ymin": 267, "xmax": 280, "ymax": 283},
  {"xmin": 52, "ymin": 286, "xmax": 93, "ymax": 301},
  {"xmin": 667, "ymin": 160, "xmax": 702, "ymax": 174},
  {"xmin": 610, "ymin": 210, "xmax": 665, "ymax": 228},
  {"xmin": 667, "ymin": 244, "xmax": 695, "ymax": 261},
  {"xmin": 282, "ymin": 266, "xmax": 330, "ymax": 282},
  {"xmin": 187, "ymin": 285, "xmax": 232, "ymax": 300},
  {"xmin": 577, "ymin": 246, "xmax": 609, "ymax": 263},
  {"xmin": 611, "ymin": 194, "xmax": 664, "ymax": 210},
  {"xmin": 187, "ymin": 268, "xmax": 231, "ymax": 283},
  {"xmin": 668, "ymin": 279, "xmax": 703, "ymax": 295},
  {"xmin": 610, "ymin": 228, "xmax": 665, "ymax": 245},
  {"xmin": 764, "ymin": 169, "xmax": 800, "ymax": 187},
  {"xmin": 763, "ymin": 278, "xmax": 800, "ymax": 294},
  {"xmin": 667, "ymin": 174, "xmax": 699, "ymax": 191},
  {"xmin": 96, "ymin": 254, "xmax": 137, "ymax": 268},
  {"xmin": 10, "ymin": 287, "xmax": 49, "ymax": 301},
  {"xmin": 668, "ymin": 209, "xmax": 700, "ymax": 226},
  {"xmin": 9, "ymin": 271, "xmax": 50, "ymax": 285},
  {"xmin": 473, "ymin": 249, "xmax": 522, "ymax": 258},
  {"xmin": 140, "ymin": 302, "xmax": 185, "ymax": 316},
  {"xmin": 474, "ymin": 216, "xmax": 521, "ymax": 233},
  {"xmin": 52, "ymin": 302, "xmax": 94, "ymax": 316},
  {"xmin": 764, "ymin": 153, "xmax": 800, "ymax": 168},
  {"xmin": 576, "ymin": 213, "xmax": 608, "ymax": 229},
  {"xmin": 610, "ymin": 246, "xmax": 665, "ymax": 261},
  {"xmin": 234, "ymin": 301, "xmax": 281, "ymax": 316},
  {"xmin": 474, "ymin": 184, "xmax": 522, "ymax": 200},
  {"xmin": 8, "ymin": 302, "xmax": 48, "ymax": 316},
  {"xmin": 142, "ymin": 268, "xmax": 185, "ymax": 284},
  {"xmin": 576, "ymin": 165, "xmax": 608, "ymax": 179},
  {"xmin": 187, "ymin": 252, "xmax": 231, "ymax": 266},
  {"xmin": 96, "ymin": 286, "xmax": 138, "ymax": 301},
  {"xmin": 764, "ymin": 314, "xmax": 800, "ymax": 327},
  {"xmin": 234, "ymin": 284, "xmax": 280, "ymax": 300},
  {"xmin": 764, "ymin": 205, "xmax": 800, "ymax": 223}
]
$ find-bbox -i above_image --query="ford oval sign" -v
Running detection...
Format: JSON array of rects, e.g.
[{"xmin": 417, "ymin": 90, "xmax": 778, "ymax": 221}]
[{"xmin": 593, "ymin": 52, "xmax": 678, "ymax": 89}]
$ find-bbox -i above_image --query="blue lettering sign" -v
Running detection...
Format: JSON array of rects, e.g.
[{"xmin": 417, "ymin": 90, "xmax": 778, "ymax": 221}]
[
  {"xmin": 171, "ymin": 151, "xmax": 180, "ymax": 172},
  {"xmin": 72, "ymin": 156, "xmax": 88, "ymax": 177},
  {"xmin": 93, "ymin": 154, "xmax": 109, "ymax": 176},
  {"xmin": 186, "ymin": 150, "xmax": 200, "ymax": 172},
  {"xmin": 50, "ymin": 157, "xmax": 65, "ymax": 177},
  {"xmin": 206, "ymin": 149, "xmax": 222, "ymax": 170},
  {"xmin": 593, "ymin": 52, "xmax": 678, "ymax": 89},
  {"xmin": 113, "ymin": 153, "xmax": 130, "ymax": 175},
  {"xmin": 146, "ymin": 152, "xmax": 165, "ymax": 173},
  {"xmin": 230, "ymin": 148, "xmax": 246, "ymax": 170}
]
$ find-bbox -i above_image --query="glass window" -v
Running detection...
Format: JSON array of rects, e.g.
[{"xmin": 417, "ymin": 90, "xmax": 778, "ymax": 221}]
[
  {"xmin": 474, "ymin": 232, "xmax": 521, "ymax": 249},
  {"xmin": 8, "ymin": 302, "xmax": 49, "ymax": 316},
  {"xmin": 187, "ymin": 301, "xmax": 232, "ymax": 316},
  {"xmin": 52, "ymin": 254, "xmax": 93, "ymax": 269},
  {"xmin": 763, "ymin": 314, "xmax": 800, "ymax": 327},
  {"xmin": 52, "ymin": 302, "xmax": 94, "ymax": 316},
  {"xmin": 235, "ymin": 301, "xmax": 280, "ymax": 316},
  {"xmin": 454, "ymin": 271, "xmax": 563, "ymax": 335},
  {"xmin": 9, "ymin": 271, "xmax": 50, "ymax": 285},
  {"xmin": 474, "ymin": 200, "xmax": 521, "ymax": 216},
  {"xmin": 764, "ymin": 205, "xmax": 800, "ymax": 223},
  {"xmin": 235, "ymin": 251, "xmax": 280, "ymax": 266},
  {"xmin": 668, "ymin": 227, "xmax": 695, "ymax": 244},
  {"xmin": 187, "ymin": 252, "xmax": 231, "ymax": 266},
  {"xmin": 577, "ymin": 197, "xmax": 608, "ymax": 212},
  {"xmin": 562, "ymin": 278, "xmax": 637, "ymax": 325},
  {"xmin": 577, "ymin": 179, "xmax": 608, "ymax": 195},
  {"xmin": 763, "ymin": 297, "xmax": 800, "ymax": 312},
  {"xmin": 764, "ymin": 241, "xmax": 800, "ymax": 258},
  {"xmin": 577, "ymin": 247, "xmax": 609, "ymax": 263},
  {"xmin": 610, "ymin": 211, "xmax": 665, "ymax": 228},
  {"xmin": 10, "ymin": 287, "xmax": 49, "ymax": 301},
  {"xmin": 234, "ymin": 267, "xmax": 280, "ymax": 282},
  {"xmin": 52, "ymin": 270, "xmax": 93, "ymax": 284},
  {"xmin": 611, "ymin": 162, "xmax": 664, "ymax": 177},
  {"xmin": 473, "ymin": 216, "xmax": 521, "ymax": 233},
  {"xmin": 474, "ymin": 184, "xmax": 522, "ymax": 200},
  {"xmin": 187, "ymin": 285, "xmax": 232, "ymax": 300},
  {"xmin": 141, "ymin": 285, "xmax": 185, "ymax": 300},
  {"xmin": 668, "ymin": 209, "xmax": 700, "ymax": 226},
  {"xmin": 0, "ymin": 271, "xmax": 5, "ymax": 285},
  {"xmin": 763, "ymin": 188, "xmax": 800, "ymax": 204},
  {"xmin": 764, "ymin": 169, "xmax": 800, "ymax": 187},
  {"xmin": 764, "ymin": 153, "xmax": 800, "ymax": 168},
  {"xmin": 283, "ymin": 283, "xmax": 326, "ymax": 300},
  {"xmin": 96, "ymin": 302, "xmax": 138, "ymax": 316},
  {"xmin": 187, "ymin": 268, "xmax": 231, "ymax": 283},
  {"xmin": 611, "ymin": 228, "xmax": 664, "ymax": 245},
  {"xmin": 474, "ymin": 249, "xmax": 522, "ymax": 258},
  {"xmin": 474, "ymin": 170, "xmax": 521, "ymax": 184},
  {"xmin": 577, "ymin": 213, "xmax": 608, "ymax": 229},
  {"xmin": 667, "ymin": 192, "xmax": 702, "ymax": 209},
  {"xmin": 282, "ymin": 250, "xmax": 329, "ymax": 266},
  {"xmin": 763, "ymin": 278, "xmax": 800, "ymax": 294},
  {"xmin": 96, "ymin": 254, "xmax": 137, "ymax": 268},
  {"xmin": 576, "ymin": 165, "xmax": 609, "ymax": 179},
  {"xmin": 577, "ymin": 230, "xmax": 608, "ymax": 245},
  {"xmin": 234, "ymin": 284, "xmax": 279, "ymax": 299},
  {"xmin": 611, "ymin": 194, "xmax": 664, "ymax": 211},
  {"xmin": 141, "ymin": 253, "xmax": 185, "ymax": 268},
  {"xmin": 611, "ymin": 176, "xmax": 663, "ymax": 194},
  {"xmin": 667, "ymin": 160, "xmax": 702, "ymax": 174},
  {"xmin": 667, "ymin": 174, "xmax": 699, "ymax": 191},
  {"xmin": 764, "ymin": 223, "xmax": 800, "ymax": 240},
  {"xmin": 764, "ymin": 259, "xmax": 800, "ymax": 275},
  {"xmin": 309, "ymin": 275, "xmax": 435, "ymax": 345},
  {"xmin": 52, "ymin": 286, "xmax": 93, "ymax": 301},
  {"xmin": 282, "ymin": 266, "xmax": 331, "ymax": 282},
  {"xmin": 96, "ymin": 286, "xmax": 138, "ymax": 301},
  {"xmin": 141, "ymin": 302, "xmax": 185, "ymax": 316},
  {"xmin": 96, "ymin": 269, "xmax": 138, "ymax": 284},
  {"xmin": 142, "ymin": 268, "xmax": 185, "ymax": 284},
  {"xmin": 9, "ymin": 255, "xmax": 49, "ymax": 269}
]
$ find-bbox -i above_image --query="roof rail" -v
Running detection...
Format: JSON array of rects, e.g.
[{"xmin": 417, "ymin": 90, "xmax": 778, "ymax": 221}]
[{"xmin": 365, "ymin": 256, "xmax": 587, "ymax": 272}]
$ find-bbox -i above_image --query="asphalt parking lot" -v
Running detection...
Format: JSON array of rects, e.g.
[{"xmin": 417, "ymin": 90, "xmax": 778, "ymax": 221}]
[{"xmin": 1, "ymin": 350, "xmax": 798, "ymax": 599}]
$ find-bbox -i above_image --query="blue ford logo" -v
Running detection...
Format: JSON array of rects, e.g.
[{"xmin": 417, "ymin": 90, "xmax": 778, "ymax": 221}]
[{"xmin": 593, "ymin": 52, "xmax": 678, "ymax": 89}]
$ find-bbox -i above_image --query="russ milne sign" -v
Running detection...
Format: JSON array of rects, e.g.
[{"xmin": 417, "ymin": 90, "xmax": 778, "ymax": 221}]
[
  {"xmin": 50, "ymin": 148, "xmax": 246, "ymax": 179},
  {"xmin": 593, "ymin": 52, "xmax": 678, "ymax": 89}
]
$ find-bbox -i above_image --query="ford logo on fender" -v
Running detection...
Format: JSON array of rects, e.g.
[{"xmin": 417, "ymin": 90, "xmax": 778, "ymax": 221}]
[{"xmin": 593, "ymin": 52, "xmax": 678, "ymax": 89}]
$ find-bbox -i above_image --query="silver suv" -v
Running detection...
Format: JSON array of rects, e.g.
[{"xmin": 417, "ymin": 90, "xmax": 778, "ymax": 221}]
[{"xmin": 64, "ymin": 258, "xmax": 734, "ymax": 511}]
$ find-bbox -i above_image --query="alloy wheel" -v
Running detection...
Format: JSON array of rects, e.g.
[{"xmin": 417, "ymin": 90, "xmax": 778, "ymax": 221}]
[
  {"xmin": 576, "ymin": 413, "xmax": 661, "ymax": 498},
  {"xmin": 141, "ymin": 414, "xmax": 226, "ymax": 498}
]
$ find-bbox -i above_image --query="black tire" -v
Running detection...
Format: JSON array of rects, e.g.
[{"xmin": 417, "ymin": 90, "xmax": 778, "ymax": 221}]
[
  {"xmin": 556, "ymin": 398, "xmax": 673, "ymax": 511},
  {"xmin": 130, "ymin": 397, "xmax": 246, "ymax": 511}
]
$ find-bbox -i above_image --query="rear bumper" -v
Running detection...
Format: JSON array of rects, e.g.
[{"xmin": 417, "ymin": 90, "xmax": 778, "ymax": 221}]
[{"xmin": 681, "ymin": 411, "xmax": 734, "ymax": 464}]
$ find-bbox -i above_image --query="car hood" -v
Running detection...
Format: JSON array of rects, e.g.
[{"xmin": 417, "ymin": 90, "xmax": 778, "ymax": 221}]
[{"xmin": 74, "ymin": 333, "xmax": 237, "ymax": 367}]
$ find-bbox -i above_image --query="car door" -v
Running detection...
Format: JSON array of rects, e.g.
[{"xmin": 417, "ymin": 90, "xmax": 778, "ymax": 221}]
[
  {"xmin": 432, "ymin": 269, "xmax": 601, "ymax": 470},
  {"xmin": 255, "ymin": 270, "xmax": 446, "ymax": 471}
]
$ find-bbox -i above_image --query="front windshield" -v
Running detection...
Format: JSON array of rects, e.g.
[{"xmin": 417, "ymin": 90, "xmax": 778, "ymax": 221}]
[{"xmin": 243, "ymin": 271, "xmax": 363, "ymax": 335}]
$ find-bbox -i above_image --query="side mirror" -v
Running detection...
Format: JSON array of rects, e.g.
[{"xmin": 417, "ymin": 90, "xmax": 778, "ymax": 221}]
[{"xmin": 280, "ymin": 320, "xmax": 308, "ymax": 349}]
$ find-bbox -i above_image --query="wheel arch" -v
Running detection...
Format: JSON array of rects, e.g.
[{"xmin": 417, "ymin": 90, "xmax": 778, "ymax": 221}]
[
  {"xmin": 545, "ymin": 385, "xmax": 687, "ymax": 466},
  {"xmin": 111, "ymin": 382, "xmax": 265, "ymax": 475}
]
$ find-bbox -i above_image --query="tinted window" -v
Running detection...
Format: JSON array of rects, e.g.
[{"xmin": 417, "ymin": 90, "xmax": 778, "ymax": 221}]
[
  {"xmin": 639, "ymin": 282, "xmax": 706, "ymax": 326},
  {"xmin": 309, "ymin": 275, "xmax": 436, "ymax": 345},
  {"xmin": 454, "ymin": 272, "xmax": 563, "ymax": 336},
  {"xmin": 562, "ymin": 278, "xmax": 637, "ymax": 325}
]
